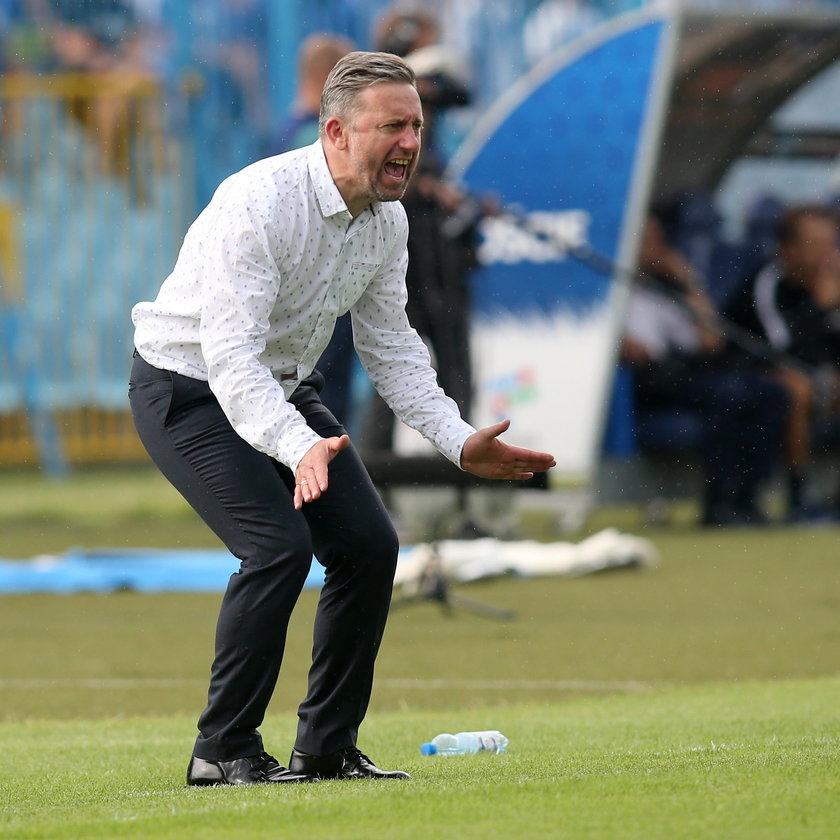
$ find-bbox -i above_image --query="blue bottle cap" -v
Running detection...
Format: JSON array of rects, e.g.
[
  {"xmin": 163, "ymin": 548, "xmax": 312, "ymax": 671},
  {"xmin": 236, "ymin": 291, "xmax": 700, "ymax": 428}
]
[{"xmin": 420, "ymin": 742, "xmax": 437, "ymax": 755}]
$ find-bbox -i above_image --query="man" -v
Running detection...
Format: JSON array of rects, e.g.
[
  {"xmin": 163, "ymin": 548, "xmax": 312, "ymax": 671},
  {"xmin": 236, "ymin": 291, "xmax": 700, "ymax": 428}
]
[
  {"xmin": 129, "ymin": 51, "xmax": 555, "ymax": 787},
  {"xmin": 725, "ymin": 205, "xmax": 840, "ymax": 519}
]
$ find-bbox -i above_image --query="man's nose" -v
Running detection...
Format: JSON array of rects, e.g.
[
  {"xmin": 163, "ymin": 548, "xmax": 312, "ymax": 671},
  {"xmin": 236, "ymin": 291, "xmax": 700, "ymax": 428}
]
[{"xmin": 399, "ymin": 126, "xmax": 421, "ymax": 151}]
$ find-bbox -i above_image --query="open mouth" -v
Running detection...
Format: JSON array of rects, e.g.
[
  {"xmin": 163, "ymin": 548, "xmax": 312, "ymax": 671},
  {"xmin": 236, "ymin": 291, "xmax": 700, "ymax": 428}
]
[{"xmin": 383, "ymin": 158, "xmax": 410, "ymax": 180}]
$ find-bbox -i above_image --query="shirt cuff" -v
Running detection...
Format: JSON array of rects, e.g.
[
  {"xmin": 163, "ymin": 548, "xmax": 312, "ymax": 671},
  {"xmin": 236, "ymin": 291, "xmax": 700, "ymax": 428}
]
[
  {"xmin": 437, "ymin": 420, "xmax": 477, "ymax": 469},
  {"xmin": 280, "ymin": 426, "xmax": 325, "ymax": 474}
]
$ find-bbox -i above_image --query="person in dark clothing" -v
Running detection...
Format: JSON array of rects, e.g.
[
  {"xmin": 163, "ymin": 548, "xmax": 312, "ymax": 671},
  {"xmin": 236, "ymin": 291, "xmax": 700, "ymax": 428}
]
[
  {"xmin": 622, "ymin": 216, "xmax": 789, "ymax": 526},
  {"xmin": 725, "ymin": 204, "xmax": 840, "ymax": 519},
  {"xmin": 374, "ymin": 6, "xmax": 470, "ymax": 169},
  {"xmin": 360, "ymin": 6, "xmax": 478, "ymax": 452}
]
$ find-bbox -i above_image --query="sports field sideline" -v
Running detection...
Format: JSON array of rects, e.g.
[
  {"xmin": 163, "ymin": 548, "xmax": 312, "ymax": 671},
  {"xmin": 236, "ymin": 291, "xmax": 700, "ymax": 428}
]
[{"xmin": 0, "ymin": 468, "xmax": 838, "ymax": 839}]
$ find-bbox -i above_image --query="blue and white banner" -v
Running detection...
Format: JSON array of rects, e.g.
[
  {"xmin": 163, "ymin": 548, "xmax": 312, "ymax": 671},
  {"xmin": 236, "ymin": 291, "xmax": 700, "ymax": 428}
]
[{"xmin": 439, "ymin": 8, "xmax": 676, "ymax": 486}]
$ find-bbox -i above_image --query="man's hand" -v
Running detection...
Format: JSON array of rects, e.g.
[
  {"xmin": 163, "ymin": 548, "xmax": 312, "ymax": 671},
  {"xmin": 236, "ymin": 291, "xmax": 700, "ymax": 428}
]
[
  {"xmin": 460, "ymin": 419, "xmax": 556, "ymax": 480},
  {"xmin": 294, "ymin": 434, "xmax": 351, "ymax": 509}
]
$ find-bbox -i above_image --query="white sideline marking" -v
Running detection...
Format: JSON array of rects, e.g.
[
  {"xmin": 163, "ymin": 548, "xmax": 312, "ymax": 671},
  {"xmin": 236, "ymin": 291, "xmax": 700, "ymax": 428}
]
[
  {"xmin": 0, "ymin": 678, "xmax": 204, "ymax": 689},
  {"xmin": 380, "ymin": 678, "xmax": 654, "ymax": 693},
  {"xmin": 0, "ymin": 677, "xmax": 654, "ymax": 693}
]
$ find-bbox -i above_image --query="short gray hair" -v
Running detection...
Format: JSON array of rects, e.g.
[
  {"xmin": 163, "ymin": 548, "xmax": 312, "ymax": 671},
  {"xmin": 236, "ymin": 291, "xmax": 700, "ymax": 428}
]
[{"xmin": 319, "ymin": 51, "xmax": 416, "ymax": 136}]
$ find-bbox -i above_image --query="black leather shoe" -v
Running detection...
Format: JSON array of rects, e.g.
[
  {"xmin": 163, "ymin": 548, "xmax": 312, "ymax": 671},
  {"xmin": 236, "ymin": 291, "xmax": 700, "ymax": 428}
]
[
  {"xmin": 187, "ymin": 752, "xmax": 318, "ymax": 786},
  {"xmin": 289, "ymin": 746, "xmax": 410, "ymax": 780}
]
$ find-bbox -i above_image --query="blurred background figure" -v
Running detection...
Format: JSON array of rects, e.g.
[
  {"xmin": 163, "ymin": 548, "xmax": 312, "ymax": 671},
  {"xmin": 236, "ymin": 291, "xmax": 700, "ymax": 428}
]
[
  {"xmin": 621, "ymin": 214, "xmax": 789, "ymax": 526},
  {"xmin": 273, "ymin": 32, "xmax": 356, "ymax": 428},
  {"xmin": 359, "ymin": 4, "xmax": 482, "ymax": 455},
  {"xmin": 47, "ymin": 0, "xmax": 145, "ymax": 72},
  {"xmin": 725, "ymin": 205, "xmax": 840, "ymax": 521},
  {"xmin": 43, "ymin": 0, "xmax": 156, "ymax": 178},
  {"xmin": 374, "ymin": 5, "xmax": 470, "ymax": 168},
  {"xmin": 273, "ymin": 32, "xmax": 354, "ymax": 154}
]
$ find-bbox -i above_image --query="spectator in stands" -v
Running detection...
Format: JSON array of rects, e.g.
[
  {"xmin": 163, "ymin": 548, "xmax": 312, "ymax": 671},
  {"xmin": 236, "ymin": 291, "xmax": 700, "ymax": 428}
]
[
  {"xmin": 360, "ymin": 5, "xmax": 480, "ymax": 454},
  {"xmin": 622, "ymin": 215, "xmax": 788, "ymax": 526},
  {"xmin": 274, "ymin": 33, "xmax": 356, "ymax": 428},
  {"xmin": 48, "ymin": 0, "xmax": 140, "ymax": 68},
  {"xmin": 43, "ymin": 0, "xmax": 155, "ymax": 177},
  {"xmin": 725, "ymin": 204, "xmax": 840, "ymax": 520},
  {"xmin": 274, "ymin": 33, "xmax": 354, "ymax": 154}
]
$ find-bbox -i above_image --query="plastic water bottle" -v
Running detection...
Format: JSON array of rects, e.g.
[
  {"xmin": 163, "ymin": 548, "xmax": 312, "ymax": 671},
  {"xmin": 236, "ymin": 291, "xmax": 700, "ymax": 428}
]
[{"xmin": 420, "ymin": 730, "xmax": 508, "ymax": 756}]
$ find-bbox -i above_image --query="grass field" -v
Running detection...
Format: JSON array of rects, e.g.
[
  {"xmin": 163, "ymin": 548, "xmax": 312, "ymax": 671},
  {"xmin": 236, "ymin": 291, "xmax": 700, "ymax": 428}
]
[{"xmin": 1, "ymin": 467, "xmax": 839, "ymax": 839}]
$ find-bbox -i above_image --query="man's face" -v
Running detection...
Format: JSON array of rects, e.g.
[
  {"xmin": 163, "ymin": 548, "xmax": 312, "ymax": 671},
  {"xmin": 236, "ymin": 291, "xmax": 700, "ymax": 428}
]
[
  {"xmin": 342, "ymin": 82, "xmax": 423, "ymax": 209},
  {"xmin": 781, "ymin": 215, "xmax": 840, "ymax": 283}
]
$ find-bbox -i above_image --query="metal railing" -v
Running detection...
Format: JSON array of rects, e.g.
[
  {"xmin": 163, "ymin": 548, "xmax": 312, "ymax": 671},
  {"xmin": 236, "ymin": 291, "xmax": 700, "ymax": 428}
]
[{"xmin": 0, "ymin": 73, "xmax": 194, "ymax": 470}]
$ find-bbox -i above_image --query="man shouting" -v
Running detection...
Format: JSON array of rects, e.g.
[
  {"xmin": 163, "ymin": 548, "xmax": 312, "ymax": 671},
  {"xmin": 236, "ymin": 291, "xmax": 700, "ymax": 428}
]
[{"xmin": 129, "ymin": 51, "xmax": 555, "ymax": 786}]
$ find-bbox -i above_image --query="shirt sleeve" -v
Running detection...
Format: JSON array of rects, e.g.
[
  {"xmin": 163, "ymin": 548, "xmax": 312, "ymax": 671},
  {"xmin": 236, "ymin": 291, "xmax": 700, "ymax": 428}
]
[
  {"xmin": 350, "ymin": 218, "xmax": 476, "ymax": 466},
  {"xmin": 197, "ymin": 195, "xmax": 322, "ymax": 473}
]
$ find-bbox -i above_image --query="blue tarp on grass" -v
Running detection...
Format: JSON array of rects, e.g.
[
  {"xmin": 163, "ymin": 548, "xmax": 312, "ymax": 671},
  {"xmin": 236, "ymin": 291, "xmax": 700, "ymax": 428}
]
[{"xmin": 0, "ymin": 548, "xmax": 336, "ymax": 594}]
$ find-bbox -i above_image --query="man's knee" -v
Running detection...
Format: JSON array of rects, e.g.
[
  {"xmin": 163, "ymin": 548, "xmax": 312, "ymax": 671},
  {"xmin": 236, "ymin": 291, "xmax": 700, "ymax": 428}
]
[
  {"xmin": 319, "ymin": 517, "xmax": 400, "ymax": 578},
  {"xmin": 239, "ymin": 526, "xmax": 314, "ymax": 576},
  {"xmin": 366, "ymin": 520, "xmax": 400, "ymax": 573}
]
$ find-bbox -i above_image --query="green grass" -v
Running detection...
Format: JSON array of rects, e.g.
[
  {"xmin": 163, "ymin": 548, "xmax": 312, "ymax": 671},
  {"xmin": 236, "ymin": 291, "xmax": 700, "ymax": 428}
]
[
  {"xmin": 1, "ymin": 467, "xmax": 839, "ymax": 838},
  {"xmin": 0, "ymin": 467, "xmax": 217, "ymax": 557},
  {"xmin": 1, "ymin": 680, "xmax": 838, "ymax": 839}
]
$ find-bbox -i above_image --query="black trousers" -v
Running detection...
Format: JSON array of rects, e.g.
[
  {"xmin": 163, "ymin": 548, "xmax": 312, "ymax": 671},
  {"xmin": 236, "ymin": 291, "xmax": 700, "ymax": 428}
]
[{"xmin": 128, "ymin": 353, "xmax": 399, "ymax": 761}]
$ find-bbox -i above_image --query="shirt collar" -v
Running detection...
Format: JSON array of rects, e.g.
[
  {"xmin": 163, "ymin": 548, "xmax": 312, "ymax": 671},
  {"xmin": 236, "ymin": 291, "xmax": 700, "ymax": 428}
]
[{"xmin": 307, "ymin": 140, "xmax": 380, "ymax": 219}]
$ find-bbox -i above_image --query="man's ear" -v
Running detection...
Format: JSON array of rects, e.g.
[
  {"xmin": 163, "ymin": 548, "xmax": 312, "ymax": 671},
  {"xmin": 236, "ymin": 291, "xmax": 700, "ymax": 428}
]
[{"xmin": 324, "ymin": 116, "xmax": 348, "ymax": 150}]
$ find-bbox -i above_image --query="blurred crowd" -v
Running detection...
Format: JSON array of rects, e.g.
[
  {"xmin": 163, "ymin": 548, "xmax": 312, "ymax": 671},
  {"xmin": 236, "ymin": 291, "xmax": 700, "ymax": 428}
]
[
  {"xmin": 622, "ymin": 197, "xmax": 840, "ymax": 525},
  {"xmin": 3, "ymin": 0, "xmax": 840, "ymax": 526}
]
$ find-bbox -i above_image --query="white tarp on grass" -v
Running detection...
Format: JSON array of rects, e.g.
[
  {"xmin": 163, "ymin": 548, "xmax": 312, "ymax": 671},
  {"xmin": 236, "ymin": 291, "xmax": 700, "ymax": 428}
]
[{"xmin": 0, "ymin": 529, "xmax": 657, "ymax": 594}]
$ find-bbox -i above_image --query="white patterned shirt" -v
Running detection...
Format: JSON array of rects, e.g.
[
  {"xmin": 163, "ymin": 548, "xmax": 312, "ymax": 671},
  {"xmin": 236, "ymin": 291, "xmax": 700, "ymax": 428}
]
[{"xmin": 132, "ymin": 141, "xmax": 475, "ymax": 473}]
